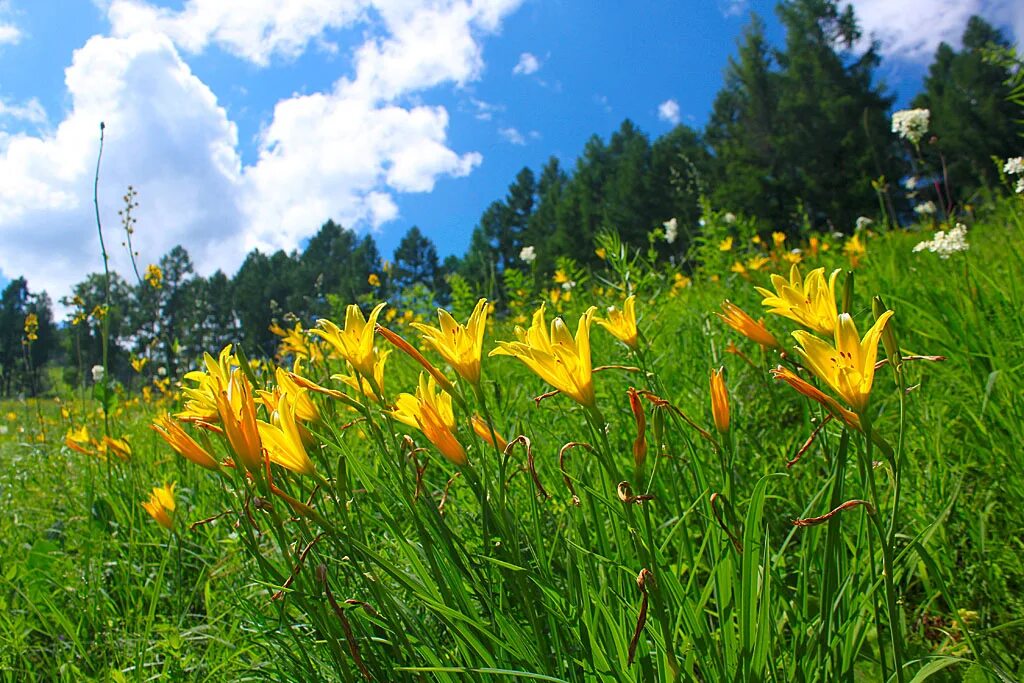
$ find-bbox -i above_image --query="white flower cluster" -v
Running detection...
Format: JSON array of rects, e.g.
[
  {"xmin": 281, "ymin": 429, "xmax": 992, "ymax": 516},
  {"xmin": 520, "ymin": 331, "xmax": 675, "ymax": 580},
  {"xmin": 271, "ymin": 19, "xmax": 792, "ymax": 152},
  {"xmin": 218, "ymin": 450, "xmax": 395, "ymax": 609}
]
[
  {"xmin": 1003, "ymin": 157, "xmax": 1024, "ymax": 176},
  {"xmin": 519, "ymin": 245, "xmax": 536, "ymax": 263},
  {"xmin": 1003, "ymin": 157, "xmax": 1024, "ymax": 194},
  {"xmin": 91, "ymin": 364, "xmax": 105, "ymax": 383},
  {"xmin": 914, "ymin": 201, "xmax": 936, "ymax": 216},
  {"xmin": 891, "ymin": 108, "xmax": 930, "ymax": 145},
  {"xmin": 662, "ymin": 217, "xmax": 678, "ymax": 244},
  {"xmin": 913, "ymin": 223, "xmax": 969, "ymax": 259},
  {"xmin": 855, "ymin": 216, "xmax": 873, "ymax": 231}
]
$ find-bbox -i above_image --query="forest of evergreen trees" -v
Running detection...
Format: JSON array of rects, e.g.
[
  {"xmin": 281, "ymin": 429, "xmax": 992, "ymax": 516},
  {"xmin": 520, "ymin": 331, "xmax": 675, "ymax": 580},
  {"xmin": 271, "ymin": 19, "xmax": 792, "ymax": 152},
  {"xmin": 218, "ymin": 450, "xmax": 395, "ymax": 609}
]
[{"xmin": 2, "ymin": 2, "xmax": 1021, "ymax": 396}]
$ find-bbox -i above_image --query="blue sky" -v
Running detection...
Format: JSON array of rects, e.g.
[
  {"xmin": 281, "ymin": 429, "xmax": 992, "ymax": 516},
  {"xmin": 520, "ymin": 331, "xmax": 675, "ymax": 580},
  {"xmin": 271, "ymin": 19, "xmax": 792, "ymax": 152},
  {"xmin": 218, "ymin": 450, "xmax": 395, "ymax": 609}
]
[{"xmin": 0, "ymin": 0, "xmax": 1019, "ymax": 303}]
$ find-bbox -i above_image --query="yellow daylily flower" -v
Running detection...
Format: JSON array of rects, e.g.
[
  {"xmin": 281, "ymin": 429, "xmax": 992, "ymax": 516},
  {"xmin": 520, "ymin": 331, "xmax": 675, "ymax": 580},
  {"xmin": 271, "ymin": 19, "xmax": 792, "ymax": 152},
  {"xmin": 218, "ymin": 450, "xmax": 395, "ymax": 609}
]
[
  {"xmin": 142, "ymin": 483, "xmax": 176, "ymax": 530},
  {"xmin": 257, "ymin": 392, "xmax": 317, "ymax": 476},
  {"xmin": 792, "ymin": 310, "xmax": 895, "ymax": 414},
  {"xmin": 490, "ymin": 304, "xmax": 598, "ymax": 408},
  {"xmin": 719, "ymin": 237, "xmax": 734, "ymax": 251},
  {"xmin": 596, "ymin": 295, "xmax": 639, "ymax": 350},
  {"xmin": 772, "ymin": 231, "xmax": 786, "ymax": 248},
  {"xmin": 176, "ymin": 345, "xmax": 236, "ymax": 422},
  {"xmin": 709, "ymin": 367, "xmax": 730, "ymax": 434},
  {"xmin": 716, "ymin": 300, "xmax": 782, "ymax": 350},
  {"xmin": 216, "ymin": 368, "xmax": 263, "ymax": 473},
  {"xmin": 390, "ymin": 374, "xmax": 467, "ymax": 466},
  {"xmin": 333, "ymin": 349, "xmax": 391, "ymax": 403},
  {"xmin": 311, "ymin": 303, "xmax": 386, "ymax": 378},
  {"xmin": 259, "ymin": 367, "xmax": 320, "ymax": 423},
  {"xmin": 270, "ymin": 320, "xmax": 324, "ymax": 364},
  {"xmin": 755, "ymin": 265, "xmax": 840, "ymax": 336},
  {"xmin": 411, "ymin": 298, "xmax": 489, "ymax": 385},
  {"xmin": 151, "ymin": 415, "xmax": 220, "ymax": 471}
]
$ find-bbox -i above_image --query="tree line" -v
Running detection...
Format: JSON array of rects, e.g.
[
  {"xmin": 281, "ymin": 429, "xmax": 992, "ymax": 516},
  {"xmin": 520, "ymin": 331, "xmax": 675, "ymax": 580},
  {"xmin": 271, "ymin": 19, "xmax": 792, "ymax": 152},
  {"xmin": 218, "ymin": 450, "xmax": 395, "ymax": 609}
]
[{"xmin": 1, "ymin": 2, "xmax": 1020, "ymax": 396}]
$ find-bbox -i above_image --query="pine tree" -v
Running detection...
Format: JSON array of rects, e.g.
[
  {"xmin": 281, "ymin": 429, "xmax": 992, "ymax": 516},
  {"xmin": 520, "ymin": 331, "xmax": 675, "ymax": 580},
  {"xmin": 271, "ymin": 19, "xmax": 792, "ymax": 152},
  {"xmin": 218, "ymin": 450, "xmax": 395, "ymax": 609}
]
[{"xmin": 912, "ymin": 16, "xmax": 1024, "ymax": 197}]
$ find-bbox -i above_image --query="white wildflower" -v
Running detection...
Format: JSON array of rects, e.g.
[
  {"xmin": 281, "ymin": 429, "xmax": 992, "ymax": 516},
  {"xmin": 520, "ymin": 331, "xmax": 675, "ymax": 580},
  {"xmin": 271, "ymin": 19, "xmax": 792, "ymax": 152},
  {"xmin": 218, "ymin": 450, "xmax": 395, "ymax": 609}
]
[
  {"xmin": 519, "ymin": 245, "xmax": 536, "ymax": 263},
  {"xmin": 561, "ymin": 280, "xmax": 576, "ymax": 291},
  {"xmin": 157, "ymin": 366, "xmax": 168, "ymax": 377},
  {"xmin": 904, "ymin": 176, "xmax": 918, "ymax": 191},
  {"xmin": 855, "ymin": 216, "xmax": 873, "ymax": 231},
  {"xmin": 891, "ymin": 108, "xmax": 930, "ymax": 145},
  {"xmin": 723, "ymin": 212, "xmax": 736, "ymax": 224},
  {"xmin": 91, "ymin": 364, "xmax": 105, "ymax": 383},
  {"xmin": 1016, "ymin": 178, "xmax": 1024, "ymax": 195},
  {"xmin": 662, "ymin": 217, "xmax": 678, "ymax": 244},
  {"xmin": 913, "ymin": 223, "xmax": 969, "ymax": 259},
  {"xmin": 914, "ymin": 201, "xmax": 936, "ymax": 216},
  {"xmin": 1003, "ymin": 157, "xmax": 1024, "ymax": 175}
]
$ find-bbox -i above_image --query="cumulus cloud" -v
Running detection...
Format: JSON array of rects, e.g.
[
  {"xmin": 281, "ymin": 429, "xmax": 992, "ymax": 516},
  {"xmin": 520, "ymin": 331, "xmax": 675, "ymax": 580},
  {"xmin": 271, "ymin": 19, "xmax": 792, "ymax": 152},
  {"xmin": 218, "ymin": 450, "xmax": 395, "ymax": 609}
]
[
  {"xmin": 512, "ymin": 51, "xmax": 540, "ymax": 75},
  {"xmin": 848, "ymin": 0, "xmax": 1022, "ymax": 62},
  {"xmin": 0, "ymin": 23, "xmax": 19, "ymax": 45},
  {"xmin": 0, "ymin": 1, "xmax": 523, "ymax": 303},
  {"xmin": 657, "ymin": 99, "xmax": 681, "ymax": 125}
]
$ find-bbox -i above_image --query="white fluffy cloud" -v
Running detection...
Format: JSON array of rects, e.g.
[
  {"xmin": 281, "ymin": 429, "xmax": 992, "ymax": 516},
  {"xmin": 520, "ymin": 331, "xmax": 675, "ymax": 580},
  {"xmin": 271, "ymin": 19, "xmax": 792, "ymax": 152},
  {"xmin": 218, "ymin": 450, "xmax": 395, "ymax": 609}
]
[
  {"xmin": 512, "ymin": 51, "xmax": 540, "ymax": 75},
  {"xmin": 657, "ymin": 99, "xmax": 680, "ymax": 125},
  {"xmin": 0, "ymin": 23, "xmax": 19, "ymax": 45},
  {"xmin": 848, "ymin": 0, "xmax": 1022, "ymax": 62},
  {"xmin": 0, "ymin": 1, "xmax": 523, "ymax": 303}
]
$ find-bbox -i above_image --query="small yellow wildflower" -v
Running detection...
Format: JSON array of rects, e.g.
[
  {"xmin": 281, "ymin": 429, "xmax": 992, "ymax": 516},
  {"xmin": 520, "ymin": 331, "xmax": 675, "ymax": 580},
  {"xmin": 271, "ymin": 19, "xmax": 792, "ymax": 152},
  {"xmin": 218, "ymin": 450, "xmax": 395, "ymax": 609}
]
[
  {"xmin": 145, "ymin": 264, "xmax": 163, "ymax": 289},
  {"xmin": 772, "ymin": 231, "xmax": 786, "ymax": 248},
  {"xmin": 595, "ymin": 247, "xmax": 607, "ymax": 260},
  {"xmin": 719, "ymin": 237, "xmax": 734, "ymax": 251},
  {"xmin": 368, "ymin": 273, "xmax": 381, "ymax": 287},
  {"xmin": 844, "ymin": 234, "xmax": 866, "ymax": 267},
  {"xmin": 596, "ymin": 295, "xmax": 639, "ymax": 350},
  {"xmin": 142, "ymin": 483, "xmax": 176, "ymax": 530},
  {"xmin": 24, "ymin": 313, "xmax": 39, "ymax": 342}
]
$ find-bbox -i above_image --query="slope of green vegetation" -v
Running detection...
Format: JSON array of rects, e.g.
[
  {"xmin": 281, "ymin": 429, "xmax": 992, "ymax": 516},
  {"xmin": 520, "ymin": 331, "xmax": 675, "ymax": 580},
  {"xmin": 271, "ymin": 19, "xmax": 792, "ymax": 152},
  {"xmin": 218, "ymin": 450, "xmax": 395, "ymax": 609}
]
[{"xmin": 1, "ymin": 198, "xmax": 1022, "ymax": 681}]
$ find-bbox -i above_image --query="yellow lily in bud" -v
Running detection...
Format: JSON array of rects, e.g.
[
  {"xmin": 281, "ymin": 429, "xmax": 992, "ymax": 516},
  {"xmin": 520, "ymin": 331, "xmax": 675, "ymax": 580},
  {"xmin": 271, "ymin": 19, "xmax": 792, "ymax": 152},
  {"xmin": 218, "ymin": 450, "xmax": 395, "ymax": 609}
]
[
  {"xmin": 771, "ymin": 366, "xmax": 861, "ymax": 430},
  {"xmin": 390, "ymin": 374, "xmax": 467, "ymax": 466},
  {"xmin": 176, "ymin": 345, "xmax": 236, "ymax": 422},
  {"xmin": 257, "ymin": 392, "xmax": 317, "ymax": 476},
  {"xmin": 151, "ymin": 415, "xmax": 220, "ymax": 470},
  {"xmin": 216, "ymin": 368, "xmax": 263, "ymax": 473},
  {"xmin": 716, "ymin": 300, "xmax": 782, "ymax": 350},
  {"xmin": 142, "ymin": 483, "xmax": 176, "ymax": 530},
  {"xmin": 490, "ymin": 304, "xmax": 599, "ymax": 407},
  {"xmin": 411, "ymin": 298, "xmax": 489, "ymax": 385},
  {"xmin": 471, "ymin": 415, "xmax": 508, "ymax": 451},
  {"xmin": 311, "ymin": 303, "xmax": 386, "ymax": 378},
  {"xmin": 792, "ymin": 311, "xmax": 894, "ymax": 414},
  {"xmin": 755, "ymin": 265, "xmax": 840, "ymax": 336},
  {"xmin": 596, "ymin": 295, "xmax": 639, "ymax": 349},
  {"xmin": 709, "ymin": 367, "xmax": 730, "ymax": 434},
  {"xmin": 333, "ymin": 349, "xmax": 391, "ymax": 403}
]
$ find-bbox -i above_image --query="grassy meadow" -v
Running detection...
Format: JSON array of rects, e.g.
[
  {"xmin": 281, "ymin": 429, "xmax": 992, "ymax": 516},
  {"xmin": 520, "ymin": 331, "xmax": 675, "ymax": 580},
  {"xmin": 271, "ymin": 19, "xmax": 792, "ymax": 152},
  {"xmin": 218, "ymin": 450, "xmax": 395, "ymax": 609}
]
[{"xmin": 1, "ymin": 200, "xmax": 1023, "ymax": 682}]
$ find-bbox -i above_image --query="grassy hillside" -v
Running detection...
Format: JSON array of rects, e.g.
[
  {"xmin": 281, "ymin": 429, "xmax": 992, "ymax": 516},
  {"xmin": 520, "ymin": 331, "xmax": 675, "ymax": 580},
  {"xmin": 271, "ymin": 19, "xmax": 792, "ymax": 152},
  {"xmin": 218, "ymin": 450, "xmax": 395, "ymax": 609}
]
[{"xmin": 1, "ymin": 199, "xmax": 1022, "ymax": 681}]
